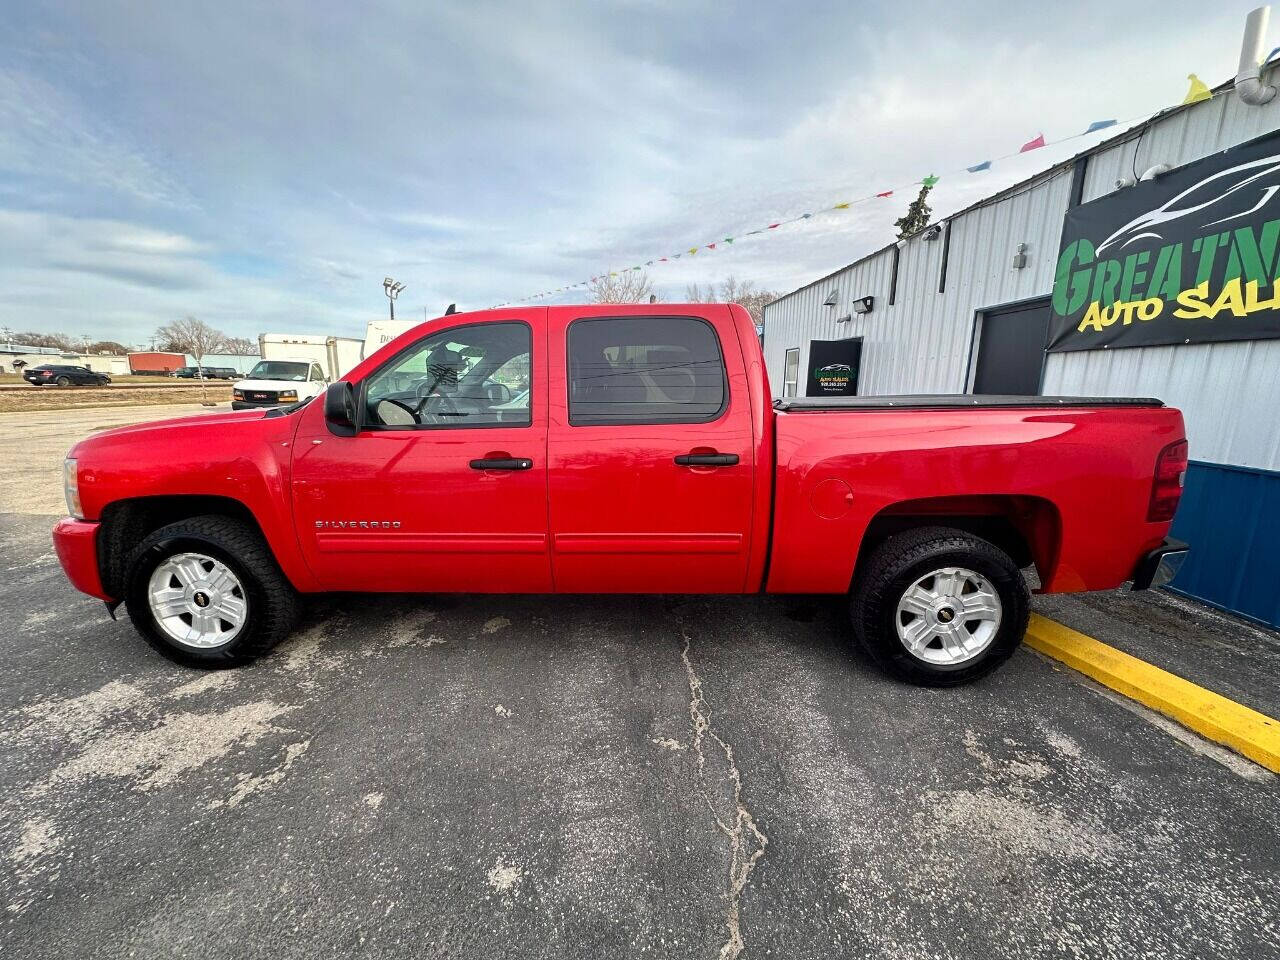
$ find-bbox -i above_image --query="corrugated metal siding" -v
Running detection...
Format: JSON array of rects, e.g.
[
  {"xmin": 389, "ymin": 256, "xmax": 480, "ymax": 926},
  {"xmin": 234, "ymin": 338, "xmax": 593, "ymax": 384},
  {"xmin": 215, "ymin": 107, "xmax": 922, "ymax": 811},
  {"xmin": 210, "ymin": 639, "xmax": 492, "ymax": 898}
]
[
  {"xmin": 763, "ymin": 171, "xmax": 1073, "ymax": 396},
  {"xmin": 765, "ymin": 71, "xmax": 1280, "ymax": 471},
  {"xmin": 1045, "ymin": 338, "xmax": 1280, "ymax": 471},
  {"xmin": 1043, "ymin": 81, "xmax": 1280, "ymax": 472},
  {"xmin": 761, "ymin": 77, "xmax": 1280, "ymax": 627}
]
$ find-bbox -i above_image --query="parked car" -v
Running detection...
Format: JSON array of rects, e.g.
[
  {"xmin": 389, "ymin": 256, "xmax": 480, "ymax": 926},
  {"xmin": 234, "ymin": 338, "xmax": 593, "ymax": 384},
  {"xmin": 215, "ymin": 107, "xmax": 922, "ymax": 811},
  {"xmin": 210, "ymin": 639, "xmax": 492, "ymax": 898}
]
[
  {"xmin": 172, "ymin": 366, "xmax": 239, "ymax": 380},
  {"xmin": 24, "ymin": 364, "xmax": 110, "ymax": 387},
  {"xmin": 53, "ymin": 304, "xmax": 1189, "ymax": 685}
]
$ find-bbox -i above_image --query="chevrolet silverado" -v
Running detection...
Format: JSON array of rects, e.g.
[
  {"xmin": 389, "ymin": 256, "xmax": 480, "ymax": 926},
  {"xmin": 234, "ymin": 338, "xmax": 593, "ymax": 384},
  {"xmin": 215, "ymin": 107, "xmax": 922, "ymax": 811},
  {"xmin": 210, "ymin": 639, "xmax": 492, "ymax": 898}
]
[{"xmin": 52, "ymin": 304, "xmax": 1189, "ymax": 685}]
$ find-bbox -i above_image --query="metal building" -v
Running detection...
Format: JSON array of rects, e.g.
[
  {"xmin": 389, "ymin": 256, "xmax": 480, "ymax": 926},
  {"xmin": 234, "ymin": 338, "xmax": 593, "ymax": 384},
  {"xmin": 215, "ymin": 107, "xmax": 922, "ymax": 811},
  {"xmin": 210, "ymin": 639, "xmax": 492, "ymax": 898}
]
[{"xmin": 762, "ymin": 69, "xmax": 1280, "ymax": 628}]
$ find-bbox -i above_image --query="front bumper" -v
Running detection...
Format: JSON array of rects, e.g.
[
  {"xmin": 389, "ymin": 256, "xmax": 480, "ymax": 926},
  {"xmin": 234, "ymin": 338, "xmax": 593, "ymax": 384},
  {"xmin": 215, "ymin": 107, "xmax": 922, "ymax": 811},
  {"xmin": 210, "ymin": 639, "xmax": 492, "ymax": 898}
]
[
  {"xmin": 51, "ymin": 517, "xmax": 113, "ymax": 601},
  {"xmin": 1130, "ymin": 537, "xmax": 1190, "ymax": 591}
]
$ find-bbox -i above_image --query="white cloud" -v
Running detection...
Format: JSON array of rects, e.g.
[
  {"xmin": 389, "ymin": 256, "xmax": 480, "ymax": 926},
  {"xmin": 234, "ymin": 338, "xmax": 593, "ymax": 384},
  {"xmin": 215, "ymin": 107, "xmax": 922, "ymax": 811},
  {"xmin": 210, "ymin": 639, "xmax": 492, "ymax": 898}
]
[{"xmin": 0, "ymin": 0, "xmax": 1252, "ymax": 338}]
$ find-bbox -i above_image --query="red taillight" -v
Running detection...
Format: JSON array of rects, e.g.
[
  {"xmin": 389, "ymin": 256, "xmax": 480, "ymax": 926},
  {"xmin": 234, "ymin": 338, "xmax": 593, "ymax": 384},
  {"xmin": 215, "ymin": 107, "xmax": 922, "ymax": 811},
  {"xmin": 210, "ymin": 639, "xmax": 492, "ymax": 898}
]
[
  {"xmin": 1148, "ymin": 439, "xmax": 1188, "ymax": 522},
  {"xmin": 41, "ymin": 371, "xmax": 52, "ymax": 378}
]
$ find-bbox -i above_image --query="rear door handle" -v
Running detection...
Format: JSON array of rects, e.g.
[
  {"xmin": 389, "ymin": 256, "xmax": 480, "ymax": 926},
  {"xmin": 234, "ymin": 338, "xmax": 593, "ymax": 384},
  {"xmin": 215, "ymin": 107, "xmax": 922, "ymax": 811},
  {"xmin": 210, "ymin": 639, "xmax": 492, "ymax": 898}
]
[
  {"xmin": 674, "ymin": 453, "xmax": 739, "ymax": 467},
  {"xmin": 470, "ymin": 458, "xmax": 534, "ymax": 470}
]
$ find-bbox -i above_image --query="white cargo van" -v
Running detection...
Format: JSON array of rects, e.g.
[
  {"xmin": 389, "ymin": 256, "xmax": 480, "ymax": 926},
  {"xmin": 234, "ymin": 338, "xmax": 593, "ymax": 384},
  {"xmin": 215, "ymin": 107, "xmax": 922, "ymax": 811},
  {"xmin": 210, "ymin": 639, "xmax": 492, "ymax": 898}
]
[{"xmin": 232, "ymin": 334, "xmax": 363, "ymax": 409}]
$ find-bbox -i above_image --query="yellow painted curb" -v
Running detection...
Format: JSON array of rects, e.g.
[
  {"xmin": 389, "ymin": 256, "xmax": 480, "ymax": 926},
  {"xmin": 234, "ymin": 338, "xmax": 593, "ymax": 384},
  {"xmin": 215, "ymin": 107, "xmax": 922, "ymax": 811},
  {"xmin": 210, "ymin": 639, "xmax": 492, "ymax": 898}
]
[{"xmin": 1025, "ymin": 613, "xmax": 1280, "ymax": 773}]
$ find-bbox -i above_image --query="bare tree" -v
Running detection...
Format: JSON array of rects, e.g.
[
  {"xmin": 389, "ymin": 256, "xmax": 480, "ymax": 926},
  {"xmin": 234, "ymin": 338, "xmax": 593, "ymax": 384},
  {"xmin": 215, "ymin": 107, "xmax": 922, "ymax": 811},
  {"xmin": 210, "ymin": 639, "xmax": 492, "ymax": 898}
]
[
  {"xmin": 589, "ymin": 270, "xmax": 654, "ymax": 304},
  {"xmin": 223, "ymin": 335, "xmax": 256, "ymax": 355},
  {"xmin": 10, "ymin": 331, "xmax": 74, "ymax": 350},
  {"xmin": 685, "ymin": 275, "xmax": 781, "ymax": 328},
  {"xmin": 155, "ymin": 316, "xmax": 229, "ymax": 405}
]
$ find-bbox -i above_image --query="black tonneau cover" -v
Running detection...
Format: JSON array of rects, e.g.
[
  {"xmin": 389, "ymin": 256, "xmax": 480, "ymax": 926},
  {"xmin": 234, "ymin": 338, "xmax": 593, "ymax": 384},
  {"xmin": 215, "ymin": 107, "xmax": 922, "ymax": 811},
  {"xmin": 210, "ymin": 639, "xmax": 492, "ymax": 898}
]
[{"xmin": 773, "ymin": 394, "xmax": 1163, "ymax": 412}]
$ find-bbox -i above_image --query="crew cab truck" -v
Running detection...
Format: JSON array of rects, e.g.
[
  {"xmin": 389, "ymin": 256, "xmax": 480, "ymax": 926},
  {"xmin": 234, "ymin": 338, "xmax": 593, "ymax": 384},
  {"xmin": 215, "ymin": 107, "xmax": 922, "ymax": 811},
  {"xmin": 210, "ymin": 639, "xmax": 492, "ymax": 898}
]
[{"xmin": 53, "ymin": 304, "xmax": 1189, "ymax": 685}]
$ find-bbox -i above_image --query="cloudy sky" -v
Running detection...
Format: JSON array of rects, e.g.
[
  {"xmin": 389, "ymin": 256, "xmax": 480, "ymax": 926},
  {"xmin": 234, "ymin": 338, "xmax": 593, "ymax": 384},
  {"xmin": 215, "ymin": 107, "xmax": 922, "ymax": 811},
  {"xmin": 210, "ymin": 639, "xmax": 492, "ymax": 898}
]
[{"xmin": 0, "ymin": 0, "xmax": 1252, "ymax": 344}]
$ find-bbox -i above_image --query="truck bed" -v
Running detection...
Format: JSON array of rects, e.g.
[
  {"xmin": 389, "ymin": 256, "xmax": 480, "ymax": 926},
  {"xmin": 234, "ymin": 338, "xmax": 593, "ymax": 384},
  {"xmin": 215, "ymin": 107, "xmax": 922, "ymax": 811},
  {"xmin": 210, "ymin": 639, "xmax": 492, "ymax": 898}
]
[
  {"xmin": 765, "ymin": 398, "xmax": 1185, "ymax": 596},
  {"xmin": 774, "ymin": 394, "xmax": 1164, "ymax": 411}
]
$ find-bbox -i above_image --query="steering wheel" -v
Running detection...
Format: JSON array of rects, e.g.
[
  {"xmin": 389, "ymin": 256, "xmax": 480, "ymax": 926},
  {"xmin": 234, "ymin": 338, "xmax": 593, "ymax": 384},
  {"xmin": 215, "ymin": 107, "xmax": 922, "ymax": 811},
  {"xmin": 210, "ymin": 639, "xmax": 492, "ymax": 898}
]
[{"xmin": 412, "ymin": 375, "xmax": 454, "ymax": 409}]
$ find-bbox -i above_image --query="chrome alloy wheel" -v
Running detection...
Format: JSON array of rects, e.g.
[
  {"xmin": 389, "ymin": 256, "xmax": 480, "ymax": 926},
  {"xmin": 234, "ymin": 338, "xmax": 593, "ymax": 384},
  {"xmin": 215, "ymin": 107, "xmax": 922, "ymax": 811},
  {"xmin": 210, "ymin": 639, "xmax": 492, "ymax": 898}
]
[
  {"xmin": 146, "ymin": 552, "xmax": 248, "ymax": 649},
  {"xmin": 894, "ymin": 566, "xmax": 1002, "ymax": 665}
]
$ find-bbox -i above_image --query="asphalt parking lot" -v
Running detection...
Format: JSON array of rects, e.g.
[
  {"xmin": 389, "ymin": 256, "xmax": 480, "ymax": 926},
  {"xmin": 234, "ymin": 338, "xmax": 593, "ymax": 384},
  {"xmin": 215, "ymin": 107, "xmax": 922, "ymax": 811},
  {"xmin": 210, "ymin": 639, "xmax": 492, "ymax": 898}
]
[{"xmin": 2, "ymin": 406, "xmax": 1278, "ymax": 960}]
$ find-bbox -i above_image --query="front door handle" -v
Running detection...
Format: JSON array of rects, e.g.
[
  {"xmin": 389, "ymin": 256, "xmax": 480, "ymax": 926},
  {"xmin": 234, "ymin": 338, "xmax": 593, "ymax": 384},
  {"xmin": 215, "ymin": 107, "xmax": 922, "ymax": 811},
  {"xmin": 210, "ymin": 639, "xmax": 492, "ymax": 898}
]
[
  {"xmin": 674, "ymin": 453, "xmax": 739, "ymax": 467},
  {"xmin": 470, "ymin": 457, "xmax": 534, "ymax": 471}
]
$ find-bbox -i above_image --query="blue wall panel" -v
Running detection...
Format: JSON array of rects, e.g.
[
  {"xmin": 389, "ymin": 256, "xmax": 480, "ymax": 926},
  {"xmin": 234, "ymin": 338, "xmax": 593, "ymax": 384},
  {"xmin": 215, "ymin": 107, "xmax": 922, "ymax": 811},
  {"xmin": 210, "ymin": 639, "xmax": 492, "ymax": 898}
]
[{"xmin": 1167, "ymin": 462, "xmax": 1280, "ymax": 629}]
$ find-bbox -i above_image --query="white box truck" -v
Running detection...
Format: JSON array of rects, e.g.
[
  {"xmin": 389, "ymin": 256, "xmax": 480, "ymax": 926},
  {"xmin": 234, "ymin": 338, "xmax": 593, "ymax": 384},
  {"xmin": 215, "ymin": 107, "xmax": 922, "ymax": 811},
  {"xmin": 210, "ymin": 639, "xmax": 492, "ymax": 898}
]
[
  {"xmin": 362, "ymin": 319, "xmax": 421, "ymax": 359},
  {"xmin": 232, "ymin": 334, "xmax": 364, "ymax": 410}
]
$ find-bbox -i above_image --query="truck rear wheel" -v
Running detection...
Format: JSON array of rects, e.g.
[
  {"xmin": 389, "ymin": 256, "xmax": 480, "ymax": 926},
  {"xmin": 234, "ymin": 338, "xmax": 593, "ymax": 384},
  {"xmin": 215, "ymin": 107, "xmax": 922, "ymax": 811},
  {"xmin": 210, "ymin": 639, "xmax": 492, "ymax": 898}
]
[
  {"xmin": 124, "ymin": 516, "xmax": 300, "ymax": 668},
  {"xmin": 849, "ymin": 526, "xmax": 1029, "ymax": 687}
]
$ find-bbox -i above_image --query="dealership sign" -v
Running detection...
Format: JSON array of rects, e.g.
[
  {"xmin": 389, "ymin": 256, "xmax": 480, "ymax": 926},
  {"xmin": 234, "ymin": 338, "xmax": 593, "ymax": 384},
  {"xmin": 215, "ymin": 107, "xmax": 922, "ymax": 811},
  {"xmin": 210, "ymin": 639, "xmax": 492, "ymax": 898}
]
[
  {"xmin": 805, "ymin": 338, "xmax": 862, "ymax": 396},
  {"xmin": 1048, "ymin": 131, "xmax": 1280, "ymax": 352}
]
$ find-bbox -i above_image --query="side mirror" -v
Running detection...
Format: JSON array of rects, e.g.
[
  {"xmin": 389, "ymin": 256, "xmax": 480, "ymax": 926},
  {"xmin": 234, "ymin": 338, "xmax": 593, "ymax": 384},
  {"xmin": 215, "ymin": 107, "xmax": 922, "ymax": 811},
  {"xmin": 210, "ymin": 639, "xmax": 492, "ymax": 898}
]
[
  {"xmin": 324, "ymin": 381, "xmax": 359, "ymax": 436},
  {"xmin": 487, "ymin": 381, "xmax": 512, "ymax": 404}
]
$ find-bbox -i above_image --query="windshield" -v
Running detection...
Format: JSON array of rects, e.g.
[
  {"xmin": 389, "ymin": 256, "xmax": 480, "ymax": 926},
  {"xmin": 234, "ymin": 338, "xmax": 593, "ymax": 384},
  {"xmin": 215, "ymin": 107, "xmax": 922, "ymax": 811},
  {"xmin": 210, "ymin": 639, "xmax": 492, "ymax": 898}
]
[{"xmin": 247, "ymin": 361, "xmax": 310, "ymax": 381}]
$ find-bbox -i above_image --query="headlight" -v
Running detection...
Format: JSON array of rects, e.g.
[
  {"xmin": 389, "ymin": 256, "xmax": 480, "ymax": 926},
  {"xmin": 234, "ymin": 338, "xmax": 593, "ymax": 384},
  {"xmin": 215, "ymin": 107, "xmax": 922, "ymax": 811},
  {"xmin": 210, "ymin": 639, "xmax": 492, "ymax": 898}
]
[
  {"xmin": 63, "ymin": 458, "xmax": 83, "ymax": 519},
  {"xmin": 278, "ymin": 391, "xmax": 298, "ymax": 402},
  {"xmin": 233, "ymin": 389, "xmax": 244, "ymax": 400}
]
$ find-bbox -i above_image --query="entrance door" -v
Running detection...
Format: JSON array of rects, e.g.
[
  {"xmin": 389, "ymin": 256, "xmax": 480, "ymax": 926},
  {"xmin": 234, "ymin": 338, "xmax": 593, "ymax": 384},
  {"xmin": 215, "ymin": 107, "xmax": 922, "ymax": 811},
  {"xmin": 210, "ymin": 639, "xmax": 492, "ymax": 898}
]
[
  {"xmin": 546, "ymin": 308, "xmax": 756, "ymax": 594},
  {"xmin": 972, "ymin": 298, "xmax": 1051, "ymax": 395},
  {"xmin": 290, "ymin": 314, "xmax": 551, "ymax": 593}
]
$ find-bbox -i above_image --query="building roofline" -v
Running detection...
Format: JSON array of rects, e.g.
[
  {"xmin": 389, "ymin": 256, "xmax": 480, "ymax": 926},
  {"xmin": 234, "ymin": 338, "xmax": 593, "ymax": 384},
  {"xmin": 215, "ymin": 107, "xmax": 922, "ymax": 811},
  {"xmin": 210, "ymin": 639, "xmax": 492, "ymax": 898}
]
[{"xmin": 769, "ymin": 70, "xmax": 1256, "ymax": 306}]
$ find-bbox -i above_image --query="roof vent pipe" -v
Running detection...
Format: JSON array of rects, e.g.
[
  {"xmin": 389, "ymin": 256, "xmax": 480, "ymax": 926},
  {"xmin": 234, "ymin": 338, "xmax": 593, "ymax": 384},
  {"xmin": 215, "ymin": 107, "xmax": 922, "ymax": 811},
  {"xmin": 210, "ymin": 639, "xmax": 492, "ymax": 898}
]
[{"xmin": 1236, "ymin": 6, "xmax": 1277, "ymax": 105}]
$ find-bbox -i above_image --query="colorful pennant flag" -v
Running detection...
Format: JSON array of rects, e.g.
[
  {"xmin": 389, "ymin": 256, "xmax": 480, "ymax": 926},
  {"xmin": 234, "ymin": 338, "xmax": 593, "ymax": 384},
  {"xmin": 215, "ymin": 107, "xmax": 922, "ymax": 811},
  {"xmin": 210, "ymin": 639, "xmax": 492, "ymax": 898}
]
[
  {"xmin": 497, "ymin": 70, "xmax": 1222, "ymax": 307},
  {"xmin": 1183, "ymin": 73, "xmax": 1212, "ymax": 105}
]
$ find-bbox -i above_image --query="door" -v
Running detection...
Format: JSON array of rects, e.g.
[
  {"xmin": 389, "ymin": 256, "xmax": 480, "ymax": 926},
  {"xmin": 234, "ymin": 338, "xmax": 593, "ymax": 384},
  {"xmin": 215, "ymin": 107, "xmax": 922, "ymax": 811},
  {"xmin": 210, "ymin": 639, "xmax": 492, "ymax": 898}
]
[
  {"xmin": 291, "ymin": 314, "xmax": 551, "ymax": 593},
  {"xmin": 972, "ymin": 298, "xmax": 1052, "ymax": 395},
  {"xmin": 782, "ymin": 348, "xmax": 800, "ymax": 397},
  {"xmin": 547, "ymin": 308, "xmax": 756, "ymax": 593}
]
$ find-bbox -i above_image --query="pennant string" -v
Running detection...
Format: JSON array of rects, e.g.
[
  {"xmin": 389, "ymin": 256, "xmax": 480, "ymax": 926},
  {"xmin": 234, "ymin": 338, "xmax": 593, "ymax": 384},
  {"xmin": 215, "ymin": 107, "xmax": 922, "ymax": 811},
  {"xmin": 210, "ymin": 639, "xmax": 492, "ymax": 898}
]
[{"xmin": 497, "ymin": 75, "xmax": 1215, "ymax": 305}]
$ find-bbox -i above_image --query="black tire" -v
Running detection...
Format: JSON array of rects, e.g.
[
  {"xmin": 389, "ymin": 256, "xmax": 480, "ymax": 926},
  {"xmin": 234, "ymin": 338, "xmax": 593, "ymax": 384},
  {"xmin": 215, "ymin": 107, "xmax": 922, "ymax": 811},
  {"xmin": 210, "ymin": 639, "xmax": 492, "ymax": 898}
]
[
  {"xmin": 849, "ymin": 526, "xmax": 1029, "ymax": 687},
  {"xmin": 55, "ymin": 376, "xmax": 71, "ymax": 387},
  {"xmin": 124, "ymin": 515, "xmax": 301, "ymax": 668}
]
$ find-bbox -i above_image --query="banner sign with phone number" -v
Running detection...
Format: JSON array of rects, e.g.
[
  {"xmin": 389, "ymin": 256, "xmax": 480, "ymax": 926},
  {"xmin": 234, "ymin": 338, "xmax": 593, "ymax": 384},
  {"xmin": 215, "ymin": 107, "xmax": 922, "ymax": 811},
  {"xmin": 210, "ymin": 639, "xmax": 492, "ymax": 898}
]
[
  {"xmin": 805, "ymin": 338, "xmax": 862, "ymax": 396},
  {"xmin": 1048, "ymin": 131, "xmax": 1280, "ymax": 352}
]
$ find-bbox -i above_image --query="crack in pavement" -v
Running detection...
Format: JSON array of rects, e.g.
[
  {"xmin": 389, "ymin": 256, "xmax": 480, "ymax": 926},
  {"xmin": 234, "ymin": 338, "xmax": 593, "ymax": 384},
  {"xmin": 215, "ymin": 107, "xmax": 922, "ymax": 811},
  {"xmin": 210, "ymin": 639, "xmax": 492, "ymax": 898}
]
[{"xmin": 679, "ymin": 627, "xmax": 767, "ymax": 960}]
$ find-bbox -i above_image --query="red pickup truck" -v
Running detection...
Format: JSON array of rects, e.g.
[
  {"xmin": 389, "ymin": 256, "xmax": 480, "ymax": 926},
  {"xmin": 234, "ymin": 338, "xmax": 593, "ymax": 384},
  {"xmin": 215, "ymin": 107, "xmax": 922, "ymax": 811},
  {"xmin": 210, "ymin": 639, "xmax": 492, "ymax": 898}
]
[{"xmin": 52, "ymin": 304, "xmax": 1189, "ymax": 685}]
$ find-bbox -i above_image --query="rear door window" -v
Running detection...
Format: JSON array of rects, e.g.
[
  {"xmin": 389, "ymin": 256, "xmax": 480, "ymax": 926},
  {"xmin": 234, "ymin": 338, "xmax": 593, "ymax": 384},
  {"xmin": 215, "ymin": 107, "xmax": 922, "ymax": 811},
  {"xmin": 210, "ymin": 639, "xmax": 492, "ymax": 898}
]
[{"xmin": 567, "ymin": 316, "xmax": 726, "ymax": 425}]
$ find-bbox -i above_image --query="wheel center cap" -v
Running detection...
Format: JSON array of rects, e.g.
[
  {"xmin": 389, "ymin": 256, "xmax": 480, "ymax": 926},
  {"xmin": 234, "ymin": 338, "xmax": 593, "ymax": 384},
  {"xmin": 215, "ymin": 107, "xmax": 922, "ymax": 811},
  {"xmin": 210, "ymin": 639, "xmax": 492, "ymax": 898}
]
[
  {"xmin": 937, "ymin": 606, "xmax": 956, "ymax": 624},
  {"xmin": 192, "ymin": 591, "xmax": 210, "ymax": 608}
]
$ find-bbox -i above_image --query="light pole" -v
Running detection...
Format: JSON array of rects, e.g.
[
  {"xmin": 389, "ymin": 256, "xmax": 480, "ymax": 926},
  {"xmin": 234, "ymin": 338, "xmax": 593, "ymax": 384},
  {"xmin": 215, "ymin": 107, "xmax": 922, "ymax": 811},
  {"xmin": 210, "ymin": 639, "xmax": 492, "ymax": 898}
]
[{"xmin": 383, "ymin": 277, "xmax": 406, "ymax": 321}]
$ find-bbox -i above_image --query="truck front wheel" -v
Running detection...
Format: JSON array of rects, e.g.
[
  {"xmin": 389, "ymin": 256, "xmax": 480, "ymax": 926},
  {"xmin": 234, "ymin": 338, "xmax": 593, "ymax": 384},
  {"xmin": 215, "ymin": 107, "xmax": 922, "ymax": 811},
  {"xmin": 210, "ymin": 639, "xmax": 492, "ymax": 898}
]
[
  {"xmin": 123, "ymin": 516, "xmax": 300, "ymax": 668},
  {"xmin": 849, "ymin": 526, "xmax": 1029, "ymax": 687}
]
